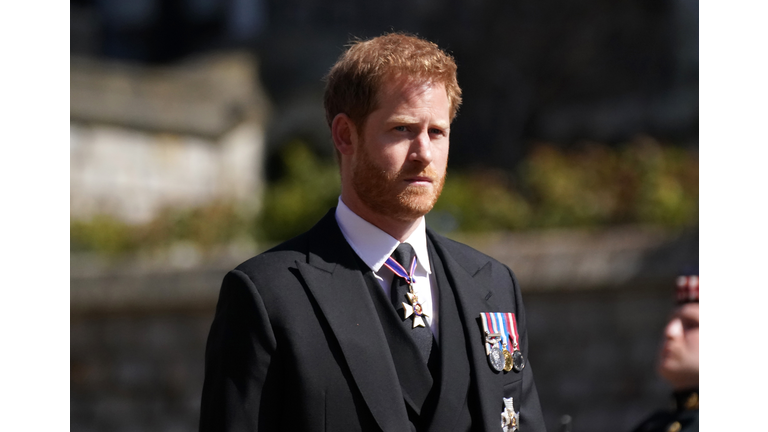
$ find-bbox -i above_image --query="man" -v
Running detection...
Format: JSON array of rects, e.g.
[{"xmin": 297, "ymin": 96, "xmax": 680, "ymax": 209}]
[
  {"xmin": 200, "ymin": 33, "xmax": 546, "ymax": 432},
  {"xmin": 631, "ymin": 273, "xmax": 699, "ymax": 432}
]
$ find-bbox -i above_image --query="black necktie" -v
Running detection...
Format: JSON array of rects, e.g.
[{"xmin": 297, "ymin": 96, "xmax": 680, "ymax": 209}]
[{"xmin": 390, "ymin": 243, "xmax": 433, "ymax": 362}]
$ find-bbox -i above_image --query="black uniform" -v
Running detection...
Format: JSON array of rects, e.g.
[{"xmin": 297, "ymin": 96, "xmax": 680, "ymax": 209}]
[{"xmin": 631, "ymin": 389, "xmax": 699, "ymax": 432}]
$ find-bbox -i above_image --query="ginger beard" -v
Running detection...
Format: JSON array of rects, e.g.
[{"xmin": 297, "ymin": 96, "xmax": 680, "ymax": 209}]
[{"xmin": 351, "ymin": 135, "xmax": 446, "ymax": 222}]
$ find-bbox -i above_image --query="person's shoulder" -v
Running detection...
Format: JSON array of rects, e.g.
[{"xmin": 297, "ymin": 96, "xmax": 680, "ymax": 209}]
[
  {"xmin": 233, "ymin": 208, "xmax": 339, "ymax": 277},
  {"xmin": 234, "ymin": 230, "xmax": 312, "ymax": 275}
]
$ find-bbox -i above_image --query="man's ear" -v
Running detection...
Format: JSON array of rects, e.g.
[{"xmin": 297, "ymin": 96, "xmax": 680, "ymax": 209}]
[{"xmin": 331, "ymin": 113, "xmax": 358, "ymax": 156}]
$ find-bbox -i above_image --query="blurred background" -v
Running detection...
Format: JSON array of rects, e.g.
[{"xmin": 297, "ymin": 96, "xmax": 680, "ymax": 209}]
[{"xmin": 70, "ymin": 0, "xmax": 698, "ymax": 431}]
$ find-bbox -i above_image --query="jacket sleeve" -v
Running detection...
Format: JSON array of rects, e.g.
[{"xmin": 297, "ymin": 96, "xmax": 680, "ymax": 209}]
[
  {"xmin": 508, "ymin": 265, "xmax": 547, "ymax": 432},
  {"xmin": 199, "ymin": 269, "xmax": 281, "ymax": 431}
]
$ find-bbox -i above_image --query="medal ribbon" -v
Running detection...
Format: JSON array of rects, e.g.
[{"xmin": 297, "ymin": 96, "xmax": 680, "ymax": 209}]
[
  {"xmin": 481, "ymin": 313, "xmax": 497, "ymax": 354},
  {"xmin": 383, "ymin": 252, "xmax": 418, "ymax": 285},
  {"xmin": 493, "ymin": 313, "xmax": 509, "ymax": 349},
  {"xmin": 505, "ymin": 313, "xmax": 520, "ymax": 350}
]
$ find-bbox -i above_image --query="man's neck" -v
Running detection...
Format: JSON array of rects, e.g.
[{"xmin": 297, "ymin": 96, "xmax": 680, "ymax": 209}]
[{"xmin": 340, "ymin": 193, "xmax": 422, "ymax": 242}]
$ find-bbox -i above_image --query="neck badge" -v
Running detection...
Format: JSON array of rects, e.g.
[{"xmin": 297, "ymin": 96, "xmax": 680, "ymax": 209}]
[{"xmin": 384, "ymin": 253, "xmax": 428, "ymax": 328}]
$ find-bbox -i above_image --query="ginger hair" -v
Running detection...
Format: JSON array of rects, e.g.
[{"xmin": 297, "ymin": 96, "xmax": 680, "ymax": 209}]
[{"xmin": 324, "ymin": 32, "xmax": 462, "ymax": 137}]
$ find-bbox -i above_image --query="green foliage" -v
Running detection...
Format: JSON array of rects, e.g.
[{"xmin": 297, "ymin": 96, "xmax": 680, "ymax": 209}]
[
  {"xmin": 71, "ymin": 215, "xmax": 139, "ymax": 255},
  {"xmin": 144, "ymin": 202, "xmax": 253, "ymax": 249},
  {"xmin": 70, "ymin": 201, "xmax": 252, "ymax": 256},
  {"xmin": 431, "ymin": 171, "xmax": 532, "ymax": 231},
  {"xmin": 436, "ymin": 137, "xmax": 698, "ymax": 232},
  {"xmin": 255, "ymin": 140, "xmax": 341, "ymax": 241}
]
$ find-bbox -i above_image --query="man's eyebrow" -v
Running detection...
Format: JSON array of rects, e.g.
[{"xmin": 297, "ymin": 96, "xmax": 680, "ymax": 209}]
[
  {"xmin": 387, "ymin": 116, "xmax": 450, "ymax": 129},
  {"xmin": 387, "ymin": 115, "xmax": 419, "ymax": 124}
]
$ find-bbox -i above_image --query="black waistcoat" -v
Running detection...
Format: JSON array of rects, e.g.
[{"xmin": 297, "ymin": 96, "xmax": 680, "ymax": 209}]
[{"xmin": 358, "ymin": 237, "xmax": 473, "ymax": 432}]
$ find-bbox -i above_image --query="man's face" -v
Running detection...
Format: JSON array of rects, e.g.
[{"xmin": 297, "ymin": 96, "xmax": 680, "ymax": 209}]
[
  {"xmin": 658, "ymin": 303, "xmax": 699, "ymax": 390},
  {"xmin": 350, "ymin": 77, "xmax": 450, "ymax": 222}
]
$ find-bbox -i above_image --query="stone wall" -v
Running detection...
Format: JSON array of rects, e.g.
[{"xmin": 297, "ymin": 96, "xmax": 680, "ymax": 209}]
[{"xmin": 70, "ymin": 52, "xmax": 269, "ymax": 224}]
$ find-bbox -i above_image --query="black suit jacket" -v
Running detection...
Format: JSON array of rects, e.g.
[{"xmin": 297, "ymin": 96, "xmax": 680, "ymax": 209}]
[{"xmin": 200, "ymin": 209, "xmax": 545, "ymax": 432}]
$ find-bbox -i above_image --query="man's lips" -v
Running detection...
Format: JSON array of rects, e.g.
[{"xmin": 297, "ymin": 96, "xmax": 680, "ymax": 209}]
[
  {"xmin": 405, "ymin": 176, "xmax": 434, "ymax": 184},
  {"xmin": 660, "ymin": 343, "xmax": 678, "ymax": 360}
]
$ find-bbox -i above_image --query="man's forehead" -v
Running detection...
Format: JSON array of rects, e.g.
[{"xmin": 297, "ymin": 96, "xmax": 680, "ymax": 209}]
[{"xmin": 377, "ymin": 75, "xmax": 445, "ymax": 100}]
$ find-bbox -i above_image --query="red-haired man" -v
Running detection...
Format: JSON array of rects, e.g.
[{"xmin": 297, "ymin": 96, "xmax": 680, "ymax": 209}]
[{"xmin": 200, "ymin": 33, "xmax": 545, "ymax": 432}]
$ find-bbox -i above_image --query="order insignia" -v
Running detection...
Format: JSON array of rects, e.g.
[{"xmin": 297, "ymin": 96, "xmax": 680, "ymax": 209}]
[
  {"xmin": 383, "ymin": 251, "xmax": 428, "ymax": 328},
  {"xmin": 403, "ymin": 290, "xmax": 428, "ymax": 328},
  {"xmin": 501, "ymin": 396, "xmax": 520, "ymax": 432}
]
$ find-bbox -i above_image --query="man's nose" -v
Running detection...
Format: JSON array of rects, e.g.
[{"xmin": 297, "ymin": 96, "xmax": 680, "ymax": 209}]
[
  {"xmin": 664, "ymin": 318, "xmax": 683, "ymax": 339},
  {"xmin": 409, "ymin": 130, "xmax": 433, "ymax": 165}
]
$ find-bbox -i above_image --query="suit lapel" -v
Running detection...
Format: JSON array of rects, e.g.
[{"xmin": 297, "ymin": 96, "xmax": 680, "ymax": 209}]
[
  {"xmin": 428, "ymin": 230, "xmax": 502, "ymax": 432},
  {"xmin": 297, "ymin": 210, "xmax": 410, "ymax": 432}
]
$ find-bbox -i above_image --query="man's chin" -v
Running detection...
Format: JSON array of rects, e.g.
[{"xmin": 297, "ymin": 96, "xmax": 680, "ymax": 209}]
[{"xmin": 393, "ymin": 194, "xmax": 438, "ymax": 220}]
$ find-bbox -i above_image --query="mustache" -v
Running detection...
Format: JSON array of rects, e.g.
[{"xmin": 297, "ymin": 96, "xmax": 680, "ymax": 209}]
[{"xmin": 398, "ymin": 164, "xmax": 440, "ymax": 181}]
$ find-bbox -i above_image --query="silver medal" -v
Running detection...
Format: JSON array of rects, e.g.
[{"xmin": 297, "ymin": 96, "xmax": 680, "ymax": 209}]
[
  {"xmin": 512, "ymin": 349, "xmax": 525, "ymax": 372},
  {"xmin": 488, "ymin": 343, "xmax": 505, "ymax": 372}
]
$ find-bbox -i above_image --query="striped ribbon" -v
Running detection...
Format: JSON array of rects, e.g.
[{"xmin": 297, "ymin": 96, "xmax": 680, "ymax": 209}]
[
  {"xmin": 506, "ymin": 313, "xmax": 520, "ymax": 350},
  {"xmin": 481, "ymin": 312, "xmax": 521, "ymax": 351},
  {"xmin": 383, "ymin": 253, "xmax": 418, "ymax": 285}
]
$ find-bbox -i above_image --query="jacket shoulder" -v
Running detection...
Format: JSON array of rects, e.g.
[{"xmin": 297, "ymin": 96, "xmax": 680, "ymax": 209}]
[
  {"xmin": 234, "ymin": 230, "xmax": 311, "ymax": 275},
  {"xmin": 234, "ymin": 208, "xmax": 340, "ymax": 276}
]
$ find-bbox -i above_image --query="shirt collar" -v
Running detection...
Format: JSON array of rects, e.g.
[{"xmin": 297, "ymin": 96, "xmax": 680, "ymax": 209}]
[{"xmin": 335, "ymin": 197, "xmax": 432, "ymax": 275}]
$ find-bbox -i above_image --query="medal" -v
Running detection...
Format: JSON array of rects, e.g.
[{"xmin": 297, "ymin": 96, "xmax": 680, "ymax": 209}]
[
  {"xmin": 403, "ymin": 290, "xmax": 428, "ymax": 328},
  {"xmin": 504, "ymin": 312, "xmax": 525, "ymax": 372},
  {"xmin": 512, "ymin": 350, "xmax": 525, "ymax": 372},
  {"xmin": 384, "ymin": 253, "xmax": 427, "ymax": 328},
  {"xmin": 503, "ymin": 348, "xmax": 514, "ymax": 372},
  {"xmin": 501, "ymin": 397, "xmax": 519, "ymax": 432},
  {"xmin": 482, "ymin": 312, "xmax": 525, "ymax": 373},
  {"xmin": 499, "ymin": 316, "xmax": 513, "ymax": 372},
  {"xmin": 487, "ymin": 336, "xmax": 505, "ymax": 372},
  {"xmin": 481, "ymin": 313, "xmax": 508, "ymax": 372}
]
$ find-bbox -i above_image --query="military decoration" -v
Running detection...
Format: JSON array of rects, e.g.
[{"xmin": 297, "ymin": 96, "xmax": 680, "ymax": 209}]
[
  {"xmin": 481, "ymin": 312, "xmax": 525, "ymax": 373},
  {"xmin": 501, "ymin": 397, "xmax": 520, "ymax": 432},
  {"xmin": 487, "ymin": 332, "xmax": 505, "ymax": 372},
  {"xmin": 403, "ymin": 291, "xmax": 428, "ymax": 328},
  {"xmin": 503, "ymin": 348, "xmax": 514, "ymax": 372},
  {"xmin": 384, "ymin": 253, "xmax": 428, "ymax": 328},
  {"xmin": 505, "ymin": 312, "xmax": 525, "ymax": 372}
]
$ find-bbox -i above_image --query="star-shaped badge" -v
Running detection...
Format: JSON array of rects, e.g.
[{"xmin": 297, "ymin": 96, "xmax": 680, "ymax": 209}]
[
  {"xmin": 402, "ymin": 291, "xmax": 428, "ymax": 328},
  {"xmin": 501, "ymin": 397, "xmax": 519, "ymax": 432}
]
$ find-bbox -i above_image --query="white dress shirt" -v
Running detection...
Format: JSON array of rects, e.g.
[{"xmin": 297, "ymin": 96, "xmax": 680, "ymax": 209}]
[{"xmin": 335, "ymin": 197, "xmax": 439, "ymax": 340}]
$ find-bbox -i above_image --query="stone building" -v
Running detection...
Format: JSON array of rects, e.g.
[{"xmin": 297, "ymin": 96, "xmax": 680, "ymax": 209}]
[{"xmin": 70, "ymin": 51, "xmax": 269, "ymax": 224}]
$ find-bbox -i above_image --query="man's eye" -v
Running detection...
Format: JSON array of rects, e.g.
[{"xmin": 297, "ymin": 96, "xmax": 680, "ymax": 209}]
[
  {"xmin": 394, "ymin": 126, "xmax": 408, "ymax": 132},
  {"xmin": 682, "ymin": 319, "xmax": 699, "ymax": 330},
  {"xmin": 429, "ymin": 128, "xmax": 445, "ymax": 136}
]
